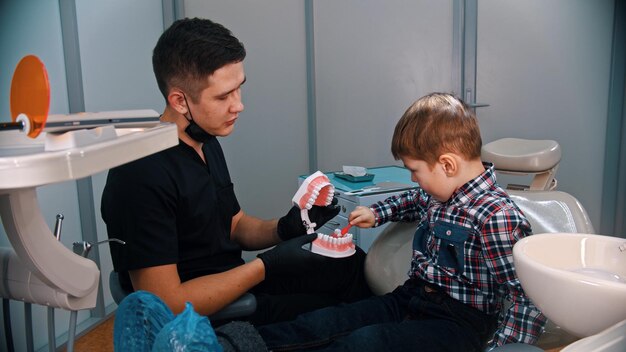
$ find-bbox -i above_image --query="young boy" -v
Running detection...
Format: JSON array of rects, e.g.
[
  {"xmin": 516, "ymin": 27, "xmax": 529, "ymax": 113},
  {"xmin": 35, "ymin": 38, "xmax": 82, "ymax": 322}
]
[{"xmin": 254, "ymin": 92, "xmax": 547, "ymax": 351}]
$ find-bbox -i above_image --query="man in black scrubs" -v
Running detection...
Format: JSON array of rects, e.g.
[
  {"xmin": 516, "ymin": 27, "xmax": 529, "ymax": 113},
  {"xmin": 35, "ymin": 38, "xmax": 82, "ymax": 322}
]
[{"xmin": 101, "ymin": 17, "xmax": 371, "ymax": 326}]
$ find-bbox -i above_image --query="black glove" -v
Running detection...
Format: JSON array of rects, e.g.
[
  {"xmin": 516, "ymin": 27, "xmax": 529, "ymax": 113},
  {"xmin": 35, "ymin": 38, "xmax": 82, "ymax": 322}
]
[
  {"xmin": 276, "ymin": 197, "xmax": 340, "ymax": 240},
  {"xmin": 257, "ymin": 234, "xmax": 325, "ymax": 277}
]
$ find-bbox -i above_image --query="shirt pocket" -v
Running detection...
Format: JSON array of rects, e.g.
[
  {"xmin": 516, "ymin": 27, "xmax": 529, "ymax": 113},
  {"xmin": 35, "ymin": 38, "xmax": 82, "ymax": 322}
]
[{"xmin": 433, "ymin": 221, "xmax": 470, "ymax": 275}]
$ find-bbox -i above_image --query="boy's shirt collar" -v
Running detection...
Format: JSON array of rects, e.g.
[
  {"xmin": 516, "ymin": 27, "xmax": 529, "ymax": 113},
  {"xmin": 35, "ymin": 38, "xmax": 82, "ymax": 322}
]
[{"xmin": 445, "ymin": 162, "xmax": 497, "ymax": 206}]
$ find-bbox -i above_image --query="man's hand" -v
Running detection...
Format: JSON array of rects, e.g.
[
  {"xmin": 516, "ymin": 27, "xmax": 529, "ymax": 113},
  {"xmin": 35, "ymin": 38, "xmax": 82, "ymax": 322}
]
[
  {"xmin": 276, "ymin": 197, "xmax": 340, "ymax": 240},
  {"xmin": 257, "ymin": 234, "xmax": 325, "ymax": 278}
]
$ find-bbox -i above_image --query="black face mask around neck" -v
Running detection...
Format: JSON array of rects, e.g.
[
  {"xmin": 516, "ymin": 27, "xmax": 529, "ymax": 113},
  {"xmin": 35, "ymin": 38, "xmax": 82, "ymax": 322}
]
[
  {"xmin": 183, "ymin": 94, "xmax": 215, "ymax": 144},
  {"xmin": 185, "ymin": 119, "xmax": 215, "ymax": 144}
]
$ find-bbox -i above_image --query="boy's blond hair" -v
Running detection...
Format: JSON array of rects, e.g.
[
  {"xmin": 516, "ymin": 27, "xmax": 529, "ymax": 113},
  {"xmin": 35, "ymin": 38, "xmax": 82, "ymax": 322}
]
[{"xmin": 391, "ymin": 92, "xmax": 482, "ymax": 165}]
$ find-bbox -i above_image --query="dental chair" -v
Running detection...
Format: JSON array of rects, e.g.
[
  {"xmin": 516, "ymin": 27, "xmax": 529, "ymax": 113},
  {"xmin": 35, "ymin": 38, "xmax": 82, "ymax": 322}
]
[
  {"xmin": 481, "ymin": 138, "xmax": 561, "ymax": 191},
  {"xmin": 364, "ymin": 138, "xmax": 593, "ymax": 351},
  {"xmin": 109, "ymin": 271, "xmax": 257, "ymax": 322}
]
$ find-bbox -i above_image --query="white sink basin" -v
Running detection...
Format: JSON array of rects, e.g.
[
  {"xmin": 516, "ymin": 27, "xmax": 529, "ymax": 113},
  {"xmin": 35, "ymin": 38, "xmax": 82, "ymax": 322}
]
[
  {"xmin": 562, "ymin": 318, "xmax": 626, "ymax": 352},
  {"xmin": 513, "ymin": 233, "xmax": 626, "ymax": 338}
]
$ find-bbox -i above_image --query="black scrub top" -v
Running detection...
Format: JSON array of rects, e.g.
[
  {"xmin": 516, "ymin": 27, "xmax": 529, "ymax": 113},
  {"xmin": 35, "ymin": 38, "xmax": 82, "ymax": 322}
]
[{"xmin": 101, "ymin": 136, "xmax": 243, "ymax": 291}]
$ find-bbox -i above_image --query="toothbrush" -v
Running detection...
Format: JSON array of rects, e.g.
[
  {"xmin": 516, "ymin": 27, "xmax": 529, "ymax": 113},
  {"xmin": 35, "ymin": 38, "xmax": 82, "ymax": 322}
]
[
  {"xmin": 339, "ymin": 223, "xmax": 352, "ymax": 237},
  {"xmin": 333, "ymin": 223, "xmax": 353, "ymax": 237}
]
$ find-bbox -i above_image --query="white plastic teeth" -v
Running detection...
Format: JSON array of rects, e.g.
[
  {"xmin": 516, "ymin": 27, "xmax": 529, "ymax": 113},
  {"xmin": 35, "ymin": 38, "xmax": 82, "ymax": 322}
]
[
  {"xmin": 317, "ymin": 233, "xmax": 353, "ymax": 245},
  {"xmin": 305, "ymin": 187, "xmax": 321, "ymax": 209},
  {"xmin": 311, "ymin": 231, "xmax": 356, "ymax": 258},
  {"xmin": 293, "ymin": 171, "xmax": 335, "ymax": 211},
  {"xmin": 303, "ymin": 184, "xmax": 335, "ymax": 210}
]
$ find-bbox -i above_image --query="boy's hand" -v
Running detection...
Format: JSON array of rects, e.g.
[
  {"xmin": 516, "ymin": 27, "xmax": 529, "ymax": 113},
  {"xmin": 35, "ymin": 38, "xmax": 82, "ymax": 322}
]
[{"xmin": 348, "ymin": 206, "xmax": 376, "ymax": 228}]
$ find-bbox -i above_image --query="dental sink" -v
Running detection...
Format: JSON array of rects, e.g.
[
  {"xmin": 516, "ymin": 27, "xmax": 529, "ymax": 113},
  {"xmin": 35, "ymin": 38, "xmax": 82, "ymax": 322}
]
[{"xmin": 513, "ymin": 233, "xmax": 626, "ymax": 338}]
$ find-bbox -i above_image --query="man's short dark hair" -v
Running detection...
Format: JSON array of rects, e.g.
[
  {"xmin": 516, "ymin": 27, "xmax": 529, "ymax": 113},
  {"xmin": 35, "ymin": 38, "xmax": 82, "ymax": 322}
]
[{"xmin": 152, "ymin": 17, "xmax": 246, "ymax": 103}]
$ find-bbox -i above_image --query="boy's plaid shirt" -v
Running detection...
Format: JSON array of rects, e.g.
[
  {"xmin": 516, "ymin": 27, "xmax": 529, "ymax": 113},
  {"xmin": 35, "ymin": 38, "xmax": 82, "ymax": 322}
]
[{"xmin": 370, "ymin": 164, "xmax": 546, "ymax": 348}]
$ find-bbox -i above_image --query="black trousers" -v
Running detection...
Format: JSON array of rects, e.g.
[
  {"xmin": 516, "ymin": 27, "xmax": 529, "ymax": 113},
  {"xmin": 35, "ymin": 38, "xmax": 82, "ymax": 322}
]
[
  {"xmin": 246, "ymin": 246, "xmax": 373, "ymax": 326},
  {"xmin": 257, "ymin": 278, "xmax": 498, "ymax": 352}
]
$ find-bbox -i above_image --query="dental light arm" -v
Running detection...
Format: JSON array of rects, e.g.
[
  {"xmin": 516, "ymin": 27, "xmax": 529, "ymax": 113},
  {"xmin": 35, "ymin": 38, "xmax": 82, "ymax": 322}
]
[
  {"xmin": 0, "ymin": 124, "xmax": 178, "ymax": 310},
  {"xmin": 0, "ymin": 190, "xmax": 99, "ymax": 310},
  {"xmin": 0, "ymin": 55, "xmax": 179, "ymax": 352}
]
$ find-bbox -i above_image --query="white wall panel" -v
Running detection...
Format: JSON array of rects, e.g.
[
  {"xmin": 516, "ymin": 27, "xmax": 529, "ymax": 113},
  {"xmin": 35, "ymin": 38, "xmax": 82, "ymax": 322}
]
[
  {"xmin": 73, "ymin": 0, "xmax": 164, "ymax": 314},
  {"xmin": 1, "ymin": 2, "xmax": 166, "ymax": 350},
  {"xmin": 0, "ymin": 2, "xmax": 81, "ymax": 351},
  {"xmin": 76, "ymin": 0, "xmax": 164, "ymax": 112},
  {"xmin": 477, "ymin": 0, "xmax": 614, "ymax": 228},
  {"xmin": 0, "ymin": 1, "xmax": 69, "ymax": 119},
  {"xmin": 185, "ymin": 0, "xmax": 310, "ymax": 219},
  {"xmin": 313, "ymin": 0, "xmax": 455, "ymax": 171}
]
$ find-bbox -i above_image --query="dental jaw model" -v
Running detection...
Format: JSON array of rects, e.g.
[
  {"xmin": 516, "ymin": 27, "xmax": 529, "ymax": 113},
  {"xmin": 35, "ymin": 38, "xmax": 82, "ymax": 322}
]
[
  {"xmin": 293, "ymin": 171, "xmax": 336, "ymax": 233},
  {"xmin": 311, "ymin": 230, "xmax": 356, "ymax": 258},
  {"xmin": 292, "ymin": 171, "xmax": 356, "ymax": 258}
]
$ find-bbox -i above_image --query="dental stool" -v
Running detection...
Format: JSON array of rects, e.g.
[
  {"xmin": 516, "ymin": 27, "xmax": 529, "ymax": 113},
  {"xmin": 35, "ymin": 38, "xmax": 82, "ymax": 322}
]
[
  {"xmin": 109, "ymin": 271, "xmax": 257, "ymax": 321},
  {"xmin": 481, "ymin": 138, "xmax": 561, "ymax": 191},
  {"xmin": 364, "ymin": 189, "xmax": 594, "ymax": 351}
]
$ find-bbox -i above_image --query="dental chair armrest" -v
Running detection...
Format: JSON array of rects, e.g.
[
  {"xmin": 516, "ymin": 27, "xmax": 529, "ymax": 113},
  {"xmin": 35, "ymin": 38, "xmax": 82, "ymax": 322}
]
[
  {"xmin": 110, "ymin": 271, "xmax": 132, "ymax": 305},
  {"xmin": 209, "ymin": 293, "xmax": 257, "ymax": 321},
  {"xmin": 110, "ymin": 271, "xmax": 257, "ymax": 321}
]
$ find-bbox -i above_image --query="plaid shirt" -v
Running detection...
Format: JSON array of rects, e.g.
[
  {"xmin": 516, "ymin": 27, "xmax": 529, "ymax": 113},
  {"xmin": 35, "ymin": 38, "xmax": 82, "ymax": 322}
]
[{"xmin": 370, "ymin": 164, "xmax": 546, "ymax": 348}]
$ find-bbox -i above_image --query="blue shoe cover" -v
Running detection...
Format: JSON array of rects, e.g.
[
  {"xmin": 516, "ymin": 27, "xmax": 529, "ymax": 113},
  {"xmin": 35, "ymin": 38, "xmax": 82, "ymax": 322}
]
[
  {"xmin": 113, "ymin": 291, "xmax": 175, "ymax": 352},
  {"xmin": 152, "ymin": 302, "xmax": 223, "ymax": 352}
]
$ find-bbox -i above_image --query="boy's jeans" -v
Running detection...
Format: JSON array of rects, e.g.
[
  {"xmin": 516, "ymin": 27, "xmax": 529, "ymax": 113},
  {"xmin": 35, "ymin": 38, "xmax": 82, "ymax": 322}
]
[{"xmin": 257, "ymin": 278, "xmax": 498, "ymax": 351}]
